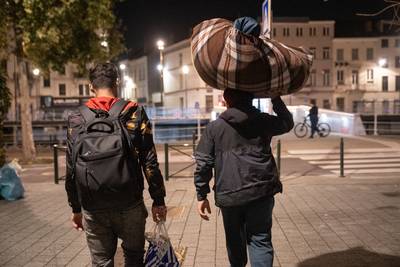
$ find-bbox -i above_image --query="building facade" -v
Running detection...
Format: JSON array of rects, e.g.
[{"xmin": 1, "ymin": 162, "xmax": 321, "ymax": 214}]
[
  {"xmin": 332, "ymin": 36, "xmax": 400, "ymax": 114},
  {"xmin": 162, "ymin": 40, "xmax": 225, "ymax": 112},
  {"xmin": 119, "ymin": 56, "xmax": 149, "ymax": 104},
  {"xmin": 272, "ymin": 18, "xmax": 335, "ymax": 109}
]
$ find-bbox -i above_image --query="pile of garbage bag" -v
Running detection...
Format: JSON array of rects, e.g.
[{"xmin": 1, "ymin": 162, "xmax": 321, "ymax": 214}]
[{"xmin": 0, "ymin": 159, "xmax": 24, "ymax": 201}]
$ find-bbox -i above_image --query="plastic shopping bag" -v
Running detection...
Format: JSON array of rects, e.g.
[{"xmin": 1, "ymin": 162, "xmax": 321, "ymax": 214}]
[
  {"xmin": 0, "ymin": 165, "xmax": 25, "ymax": 201},
  {"xmin": 144, "ymin": 222, "xmax": 180, "ymax": 267}
]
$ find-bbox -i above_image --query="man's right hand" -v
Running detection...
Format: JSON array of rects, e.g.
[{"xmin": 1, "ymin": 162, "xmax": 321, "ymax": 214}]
[
  {"xmin": 71, "ymin": 213, "xmax": 84, "ymax": 231},
  {"xmin": 197, "ymin": 199, "xmax": 211, "ymax": 221}
]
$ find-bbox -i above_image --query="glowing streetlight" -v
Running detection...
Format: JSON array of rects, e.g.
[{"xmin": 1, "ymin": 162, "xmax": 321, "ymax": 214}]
[
  {"xmin": 119, "ymin": 63, "xmax": 126, "ymax": 70},
  {"xmin": 182, "ymin": 65, "xmax": 190, "ymax": 75},
  {"xmin": 157, "ymin": 40, "xmax": 165, "ymax": 51},
  {"xmin": 32, "ymin": 68, "xmax": 40, "ymax": 76},
  {"xmin": 378, "ymin": 58, "xmax": 388, "ymax": 67},
  {"xmin": 157, "ymin": 64, "xmax": 164, "ymax": 72},
  {"xmin": 100, "ymin": 40, "xmax": 108, "ymax": 48}
]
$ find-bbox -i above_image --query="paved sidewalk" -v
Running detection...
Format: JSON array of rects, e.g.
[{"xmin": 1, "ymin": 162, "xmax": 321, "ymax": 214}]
[{"xmin": 1, "ymin": 175, "xmax": 400, "ymax": 267}]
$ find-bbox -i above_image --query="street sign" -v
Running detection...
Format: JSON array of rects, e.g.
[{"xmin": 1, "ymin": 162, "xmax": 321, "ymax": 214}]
[{"xmin": 262, "ymin": 0, "xmax": 272, "ymax": 37}]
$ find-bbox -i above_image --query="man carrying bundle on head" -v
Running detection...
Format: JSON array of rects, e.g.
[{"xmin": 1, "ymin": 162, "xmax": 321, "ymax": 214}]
[{"xmin": 192, "ymin": 17, "xmax": 313, "ymax": 267}]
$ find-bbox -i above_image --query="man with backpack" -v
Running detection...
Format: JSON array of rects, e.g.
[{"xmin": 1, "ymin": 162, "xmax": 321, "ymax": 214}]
[{"xmin": 65, "ymin": 63, "xmax": 166, "ymax": 267}]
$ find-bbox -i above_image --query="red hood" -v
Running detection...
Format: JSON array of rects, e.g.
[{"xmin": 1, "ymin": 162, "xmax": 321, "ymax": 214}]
[{"xmin": 86, "ymin": 97, "xmax": 137, "ymax": 112}]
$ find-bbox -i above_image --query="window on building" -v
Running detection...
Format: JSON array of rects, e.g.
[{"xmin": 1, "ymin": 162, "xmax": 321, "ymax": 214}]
[
  {"xmin": 323, "ymin": 27, "xmax": 330, "ymax": 36},
  {"xmin": 366, "ymin": 48, "xmax": 374, "ymax": 60},
  {"xmin": 283, "ymin": 28, "xmax": 290, "ymax": 36},
  {"xmin": 382, "ymin": 76, "xmax": 388, "ymax": 92},
  {"xmin": 382, "ymin": 100, "xmax": 390, "ymax": 114},
  {"xmin": 323, "ymin": 99, "xmax": 331, "ymax": 109},
  {"xmin": 179, "ymin": 97, "xmax": 184, "ymax": 110},
  {"xmin": 43, "ymin": 75, "xmax": 50, "ymax": 87},
  {"xmin": 336, "ymin": 49, "xmax": 344, "ymax": 61},
  {"xmin": 309, "ymin": 27, "xmax": 316, "ymax": 36},
  {"xmin": 179, "ymin": 53, "xmax": 183, "ymax": 66},
  {"xmin": 336, "ymin": 97, "xmax": 345, "ymax": 111},
  {"xmin": 351, "ymin": 48, "xmax": 359, "ymax": 60},
  {"xmin": 309, "ymin": 47, "xmax": 316, "ymax": 59},
  {"xmin": 309, "ymin": 70, "xmax": 317, "ymax": 86},
  {"xmin": 396, "ymin": 56, "xmax": 400, "ymax": 68},
  {"xmin": 367, "ymin": 69, "xmax": 374, "ymax": 83},
  {"xmin": 79, "ymin": 84, "xmax": 84, "ymax": 96},
  {"xmin": 337, "ymin": 70, "xmax": 344, "ymax": 85},
  {"xmin": 352, "ymin": 101, "xmax": 361, "ymax": 113},
  {"xmin": 59, "ymin": 84, "xmax": 66, "ymax": 96},
  {"xmin": 381, "ymin": 39, "xmax": 389, "ymax": 48},
  {"xmin": 395, "ymin": 100, "xmax": 400, "ymax": 114},
  {"xmin": 296, "ymin": 28, "xmax": 303, "ymax": 37},
  {"xmin": 396, "ymin": 76, "xmax": 400, "ymax": 91},
  {"xmin": 322, "ymin": 47, "xmax": 330, "ymax": 59},
  {"xmin": 323, "ymin": 70, "xmax": 330, "ymax": 86},
  {"xmin": 205, "ymin": 95, "xmax": 214, "ymax": 112},
  {"xmin": 351, "ymin": 70, "xmax": 359, "ymax": 85},
  {"xmin": 395, "ymin": 39, "xmax": 400, "ymax": 48},
  {"xmin": 272, "ymin": 28, "xmax": 276, "ymax": 37}
]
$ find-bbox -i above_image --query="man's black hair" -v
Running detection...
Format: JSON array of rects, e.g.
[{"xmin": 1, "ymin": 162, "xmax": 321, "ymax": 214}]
[
  {"xmin": 223, "ymin": 88, "xmax": 254, "ymax": 108},
  {"xmin": 89, "ymin": 63, "xmax": 119, "ymax": 90}
]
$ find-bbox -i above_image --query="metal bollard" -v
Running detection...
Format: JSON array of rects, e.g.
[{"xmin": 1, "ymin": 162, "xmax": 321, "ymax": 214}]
[
  {"xmin": 340, "ymin": 138, "xmax": 345, "ymax": 177},
  {"xmin": 192, "ymin": 131, "xmax": 197, "ymax": 154},
  {"xmin": 277, "ymin": 140, "xmax": 281, "ymax": 177},
  {"xmin": 164, "ymin": 143, "xmax": 169, "ymax": 181},
  {"xmin": 53, "ymin": 144, "xmax": 59, "ymax": 184}
]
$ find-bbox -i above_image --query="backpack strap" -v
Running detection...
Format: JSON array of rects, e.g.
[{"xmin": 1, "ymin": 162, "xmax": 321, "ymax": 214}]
[
  {"xmin": 108, "ymin": 99, "xmax": 129, "ymax": 118},
  {"xmin": 78, "ymin": 105, "xmax": 96, "ymax": 123}
]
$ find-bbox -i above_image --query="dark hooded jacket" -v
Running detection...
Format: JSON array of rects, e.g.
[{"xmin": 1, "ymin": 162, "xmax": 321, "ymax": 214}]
[{"xmin": 194, "ymin": 97, "xmax": 294, "ymax": 207}]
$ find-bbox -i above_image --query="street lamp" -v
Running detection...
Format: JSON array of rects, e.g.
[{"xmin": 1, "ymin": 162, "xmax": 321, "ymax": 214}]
[
  {"xmin": 182, "ymin": 65, "xmax": 189, "ymax": 109},
  {"xmin": 157, "ymin": 39, "xmax": 165, "ymax": 105},
  {"xmin": 32, "ymin": 68, "xmax": 40, "ymax": 76},
  {"xmin": 378, "ymin": 58, "xmax": 387, "ymax": 67},
  {"xmin": 119, "ymin": 63, "xmax": 126, "ymax": 71}
]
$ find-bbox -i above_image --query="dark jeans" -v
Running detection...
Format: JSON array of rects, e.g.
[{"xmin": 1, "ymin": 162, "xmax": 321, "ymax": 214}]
[
  {"xmin": 310, "ymin": 115, "xmax": 319, "ymax": 137},
  {"xmin": 221, "ymin": 196, "xmax": 275, "ymax": 267},
  {"xmin": 83, "ymin": 202, "xmax": 148, "ymax": 267}
]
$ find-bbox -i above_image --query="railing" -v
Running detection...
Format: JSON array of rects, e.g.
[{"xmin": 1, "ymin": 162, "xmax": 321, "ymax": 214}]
[{"xmin": 362, "ymin": 121, "xmax": 400, "ymax": 135}]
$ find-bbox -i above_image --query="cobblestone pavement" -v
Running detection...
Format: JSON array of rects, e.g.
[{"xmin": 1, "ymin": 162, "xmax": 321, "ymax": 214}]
[{"xmin": 0, "ymin": 176, "xmax": 400, "ymax": 267}]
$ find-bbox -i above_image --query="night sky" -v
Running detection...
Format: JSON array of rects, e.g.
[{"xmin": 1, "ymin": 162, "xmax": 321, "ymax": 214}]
[{"xmin": 115, "ymin": 0, "xmax": 388, "ymax": 56}]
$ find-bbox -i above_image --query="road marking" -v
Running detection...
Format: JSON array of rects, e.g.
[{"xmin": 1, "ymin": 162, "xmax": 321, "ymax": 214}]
[
  {"xmin": 295, "ymin": 152, "xmax": 400, "ymax": 161},
  {"xmin": 287, "ymin": 148, "xmax": 399, "ymax": 155},
  {"xmin": 310, "ymin": 158, "xmax": 400, "ymax": 165},
  {"xmin": 332, "ymin": 168, "xmax": 400, "ymax": 175},
  {"xmin": 321, "ymin": 163, "xmax": 400, "ymax": 170}
]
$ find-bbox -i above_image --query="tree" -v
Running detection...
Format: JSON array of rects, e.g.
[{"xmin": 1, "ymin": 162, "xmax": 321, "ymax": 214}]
[
  {"xmin": 2, "ymin": 0, "xmax": 125, "ymax": 161},
  {"xmin": 0, "ymin": 71, "xmax": 12, "ymax": 167},
  {"xmin": 357, "ymin": 0, "xmax": 400, "ymax": 30}
]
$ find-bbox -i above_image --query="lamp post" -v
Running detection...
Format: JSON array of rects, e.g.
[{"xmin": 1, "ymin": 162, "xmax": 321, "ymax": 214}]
[
  {"xmin": 182, "ymin": 65, "xmax": 189, "ymax": 110},
  {"xmin": 157, "ymin": 40, "xmax": 165, "ymax": 106}
]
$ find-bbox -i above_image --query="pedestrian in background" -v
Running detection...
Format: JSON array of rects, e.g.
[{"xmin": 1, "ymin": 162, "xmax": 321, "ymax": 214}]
[
  {"xmin": 65, "ymin": 63, "xmax": 166, "ymax": 267},
  {"xmin": 309, "ymin": 103, "xmax": 319, "ymax": 138}
]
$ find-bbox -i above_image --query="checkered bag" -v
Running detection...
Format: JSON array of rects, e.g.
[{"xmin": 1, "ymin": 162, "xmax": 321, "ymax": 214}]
[
  {"xmin": 144, "ymin": 222, "xmax": 180, "ymax": 267},
  {"xmin": 191, "ymin": 18, "xmax": 314, "ymax": 97}
]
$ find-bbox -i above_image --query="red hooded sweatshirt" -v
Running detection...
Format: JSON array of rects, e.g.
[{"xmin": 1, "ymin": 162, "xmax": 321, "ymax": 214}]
[{"xmin": 85, "ymin": 96, "xmax": 137, "ymax": 112}]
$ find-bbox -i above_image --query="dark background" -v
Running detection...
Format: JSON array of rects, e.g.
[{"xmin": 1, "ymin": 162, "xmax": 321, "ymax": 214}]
[{"xmin": 115, "ymin": 0, "xmax": 388, "ymax": 56}]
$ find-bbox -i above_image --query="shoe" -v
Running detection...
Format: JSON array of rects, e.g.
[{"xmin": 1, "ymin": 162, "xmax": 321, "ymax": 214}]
[{"xmin": 309, "ymin": 136, "xmax": 314, "ymax": 139}]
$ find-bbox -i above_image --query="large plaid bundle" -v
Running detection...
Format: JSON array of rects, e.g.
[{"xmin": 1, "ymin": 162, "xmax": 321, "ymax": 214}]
[{"xmin": 191, "ymin": 18, "xmax": 314, "ymax": 97}]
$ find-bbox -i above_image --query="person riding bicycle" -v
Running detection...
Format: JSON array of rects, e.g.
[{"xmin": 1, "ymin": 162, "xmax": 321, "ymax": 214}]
[{"xmin": 308, "ymin": 103, "xmax": 319, "ymax": 138}]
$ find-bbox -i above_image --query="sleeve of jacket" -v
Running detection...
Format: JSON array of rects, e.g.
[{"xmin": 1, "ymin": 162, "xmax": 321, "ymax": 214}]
[
  {"xmin": 65, "ymin": 114, "xmax": 82, "ymax": 213},
  {"xmin": 265, "ymin": 96, "xmax": 295, "ymax": 136},
  {"xmin": 135, "ymin": 107, "xmax": 166, "ymax": 206},
  {"xmin": 194, "ymin": 124, "xmax": 215, "ymax": 201}
]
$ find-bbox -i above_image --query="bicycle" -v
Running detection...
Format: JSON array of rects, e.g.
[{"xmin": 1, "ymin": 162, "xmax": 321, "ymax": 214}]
[{"xmin": 294, "ymin": 117, "xmax": 331, "ymax": 138}]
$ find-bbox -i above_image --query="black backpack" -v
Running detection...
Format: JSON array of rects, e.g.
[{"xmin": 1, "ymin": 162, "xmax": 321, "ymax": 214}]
[{"xmin": 72, "ymin": 99, "xmax": 142, "ymax": 211}]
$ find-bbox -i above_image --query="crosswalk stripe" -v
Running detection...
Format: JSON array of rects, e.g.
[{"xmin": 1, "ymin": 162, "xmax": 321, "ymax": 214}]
[
  {"xmin": 310, "ymin": 158, "xmax": 400, "ymax": 165},
  {"xmin": 332, "ymin": 168, "xmax": 400, "ymax": 175},
  {"xmin": 321, "ymin": 163, "xmax": 400, "ymax": 170},
  {"xmin": 287, "ymin": 148, "xmax": 400, "ymax": 155},
  {"xmin": 295, "ymin": 152, "xmax": 400, "ymax": 161}
]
